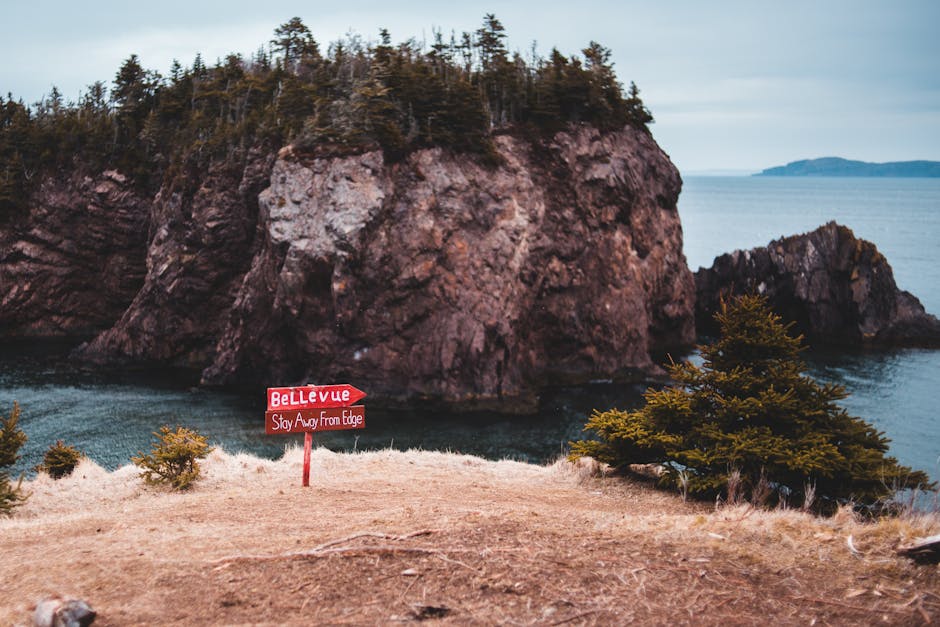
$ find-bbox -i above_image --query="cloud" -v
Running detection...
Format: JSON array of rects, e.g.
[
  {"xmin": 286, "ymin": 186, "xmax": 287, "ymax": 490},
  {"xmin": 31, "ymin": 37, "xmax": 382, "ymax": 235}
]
[
  {"xmin": 89, "ymin": 22, "xmax": 277, "ymax": 72},
  {"xmin": 2, "ymin": 1, "xmax": 937, "ymax": 170}
]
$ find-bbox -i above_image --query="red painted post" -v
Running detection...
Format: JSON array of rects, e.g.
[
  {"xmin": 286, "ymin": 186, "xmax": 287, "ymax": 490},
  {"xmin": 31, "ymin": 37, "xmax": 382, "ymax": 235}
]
[{"xmin": 302, "ymin": 431, "xmax": 312, "ymax": 487}]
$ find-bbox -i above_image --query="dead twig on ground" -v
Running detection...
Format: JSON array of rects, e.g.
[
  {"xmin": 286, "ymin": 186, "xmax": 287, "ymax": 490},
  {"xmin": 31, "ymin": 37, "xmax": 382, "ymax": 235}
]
[
  {"xmin": 550, "ymin": 609, "xmax": 600, "ymax": 625},
  {"xmin": 212, "ymin": 529, "xmax": 438, "ymax": 564},
  {"xmin": 312, "ymin": 529, "xmax": 438, "ymax": 551},
  {"xmin": 795, "ymin": 595, "xmax": 906, "ymax": 615}
]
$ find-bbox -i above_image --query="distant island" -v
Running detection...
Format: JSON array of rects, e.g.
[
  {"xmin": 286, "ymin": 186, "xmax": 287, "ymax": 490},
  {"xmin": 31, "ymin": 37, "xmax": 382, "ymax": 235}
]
[{"xmin": 755, "ymin": 157, "xmax": 940, "ymax": 177}]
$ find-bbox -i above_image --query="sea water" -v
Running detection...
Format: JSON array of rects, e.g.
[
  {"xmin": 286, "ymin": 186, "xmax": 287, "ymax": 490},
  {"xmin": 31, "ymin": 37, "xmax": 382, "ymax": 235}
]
[
  {"xmin": 680, "ymin": 176, "xmax": 940, "ymax": 315},
  {"xmin": 1, "ymin": 176, "xmax": 939, "ymax": 486}
]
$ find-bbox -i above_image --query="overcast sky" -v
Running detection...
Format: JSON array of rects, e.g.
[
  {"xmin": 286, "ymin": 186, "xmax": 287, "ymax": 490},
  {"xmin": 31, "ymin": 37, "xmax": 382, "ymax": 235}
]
[{"xmin": 2, "ymin": 1, "xmax": 937, "ymax": 172}]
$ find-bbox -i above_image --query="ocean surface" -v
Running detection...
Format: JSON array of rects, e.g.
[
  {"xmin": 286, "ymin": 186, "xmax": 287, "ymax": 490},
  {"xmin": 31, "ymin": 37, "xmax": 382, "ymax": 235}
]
[
  {"xmin": 2, "ymin": 176, "xmax": 939, "ymax": 489},
  {"xmin": 680, "ymin": 176, "xmax": 940, "ymax": 315}
]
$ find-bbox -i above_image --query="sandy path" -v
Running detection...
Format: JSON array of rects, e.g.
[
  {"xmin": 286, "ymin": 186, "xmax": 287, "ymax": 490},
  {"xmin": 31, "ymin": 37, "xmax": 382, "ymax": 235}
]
[{"xmin": 2, "ymin": 447, "xmax": 938, "ymax": 625}]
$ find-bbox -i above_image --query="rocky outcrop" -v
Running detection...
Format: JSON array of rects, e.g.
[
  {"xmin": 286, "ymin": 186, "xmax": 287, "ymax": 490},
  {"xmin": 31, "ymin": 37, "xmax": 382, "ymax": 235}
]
[
  {"xmin": 76, "ymin": 148, "xmax": 276, "ymax": 367},
  {"xmin": 0, "ymin": 170, "xmax": 150, "ymax": 338},
  {"xmin": 2, "ymin": 125, "xmax": 695, "ymax": 409},
  {"xmin": 695, "ymin": 222, "xmax": 940, "ymax": 346},
  {"xmin": 201, "ymin": 126, "xmax": 695, "ymax": 408}
]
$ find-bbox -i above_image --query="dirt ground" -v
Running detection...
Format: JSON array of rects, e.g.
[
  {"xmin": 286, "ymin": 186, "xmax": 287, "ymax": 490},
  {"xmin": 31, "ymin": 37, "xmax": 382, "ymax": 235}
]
[{"xmin": 1, "ymin": 447, "xmax": 938, "ymax": 626}]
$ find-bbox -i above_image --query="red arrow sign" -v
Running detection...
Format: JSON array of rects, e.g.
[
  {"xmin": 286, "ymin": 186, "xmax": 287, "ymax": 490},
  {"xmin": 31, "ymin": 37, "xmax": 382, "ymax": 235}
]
[
  {"xmin": 266, "ymin": 384, "xmax": 366, "ymax": 410},
  {"xmin": 265, "ymin": 406, "xmax": 366, "ymax": 434}
]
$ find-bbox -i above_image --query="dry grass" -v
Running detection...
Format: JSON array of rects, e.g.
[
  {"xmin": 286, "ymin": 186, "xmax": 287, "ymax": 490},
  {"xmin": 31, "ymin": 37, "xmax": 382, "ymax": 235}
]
[{"xmin": 1, "ymin": 447, "xmax": 938, "ymax": 625}]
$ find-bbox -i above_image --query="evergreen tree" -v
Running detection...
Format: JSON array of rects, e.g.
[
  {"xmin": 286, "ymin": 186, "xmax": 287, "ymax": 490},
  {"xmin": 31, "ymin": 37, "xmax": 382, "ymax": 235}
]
[
  {"xmin": 36, "ymin": 440, "xmax": 84, "ymax": 479},
  {"xmin": 624, "ymin": 81, "xmax": 653, "ymax": 128},
  {"xmin": 0, "ymin": 402, "xmax": 28, "ymax": 516},
  {"xmin": 191, "ymin": 53, "xmax": 207, "ymax": 79},
  {"xmin": 373, "ymin": 28, "xmax": 394, "ymax": 69},
  {"xmin": 474, "ymin": 14, "xmax": 514, "ymax": 127},
  {"xmin": 169, "ymin": 59, "xmax": 183, "ymax": 83},
  {"xmin": 0, "ymin": 97, "xmax": 35, "ymax": 223},
  {"xmin": 112, "ymin": 54, "xmax": 153, "ymax": 116},
  {"xmin": 111, "ymin": 53, "xmax": 160, "ymax": 174},
  {"xmin": 272, "ymin": 17, "xmax": 320, "ymax": 72},
  {"xmin": 80, "ymin": 81, "xmax": 109, "ymax": 115},
  {"xmin": 581, "ymin": 41, "xmax": 624, "ymax": 128},
  {"xmin": 132, "ymin": 425, "xmax": 213, "ymax": 490},
  {"xmin": 353, "ymin": 77, "xmax": 405, "ymax": 158},
  {"xmin": 571, "ymin": 295, "xmax": 933, "ymax": 514},
  {"xmin": 475, "ymin": 13, "xmax": 508, "ymax": 70}
]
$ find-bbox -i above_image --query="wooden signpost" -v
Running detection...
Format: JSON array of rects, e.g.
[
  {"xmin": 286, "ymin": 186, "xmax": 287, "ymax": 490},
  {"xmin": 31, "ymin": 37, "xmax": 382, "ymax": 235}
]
[{"xmin": 265, "ymin": 384, "xmax": 366, "ymax": 486}]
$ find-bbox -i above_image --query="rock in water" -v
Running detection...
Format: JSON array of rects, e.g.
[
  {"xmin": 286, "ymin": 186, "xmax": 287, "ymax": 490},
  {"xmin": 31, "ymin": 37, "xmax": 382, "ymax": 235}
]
[
  {"xmin": 694, "ymin": 222, "xmax": 940, "ymax": 346},
  {"xmin": 33, "ymin": 596, "xmax": 96, "ymax": 627},
  {"xmin": 2, "ymin": 126, "xmax": 695, "ymax": 409}
]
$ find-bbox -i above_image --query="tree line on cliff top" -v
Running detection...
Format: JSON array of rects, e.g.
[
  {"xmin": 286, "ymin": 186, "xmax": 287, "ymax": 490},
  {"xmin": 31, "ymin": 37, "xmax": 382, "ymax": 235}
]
[{"xmin": 0, "ymin": 14, "xmax": 653, "ymax": 224}]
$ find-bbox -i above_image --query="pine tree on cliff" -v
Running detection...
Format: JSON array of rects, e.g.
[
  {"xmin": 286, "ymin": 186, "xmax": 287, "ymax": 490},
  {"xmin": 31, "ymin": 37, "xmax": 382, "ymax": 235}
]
[
  {"xmin": 111, "ymin": 53, "xmax": 160, "ymax": 177},
  {"xmin": 0, "ymin": 13, "xmax": 657, "ymax": 225},
  {"xmin": 624, "ymin": 81, "xmax": 653, "ymax": 128},
  {"xmin": 475, "ymin": 13, "xmax": 512, "ymax": 126},
  {"xmin": 571, "ymin": 295, "xmax": 933, "ymax": 514},
  {"xmin": 112, "ymin": 54, "xmax": 154, "ymax": 125},
  {"xmin": 582, "ymin": 41, "xmax": 624, "ymax": 128},
  {"xmin": 272, "ymin": 17, "xmax": 321, "ymax": 72}
]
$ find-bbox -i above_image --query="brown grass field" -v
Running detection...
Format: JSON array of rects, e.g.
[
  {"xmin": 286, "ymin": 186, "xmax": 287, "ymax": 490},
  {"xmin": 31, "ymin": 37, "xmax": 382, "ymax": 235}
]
[{"xmin": 1, "ymin": 447, "xmax": 938, "ymax": 626}]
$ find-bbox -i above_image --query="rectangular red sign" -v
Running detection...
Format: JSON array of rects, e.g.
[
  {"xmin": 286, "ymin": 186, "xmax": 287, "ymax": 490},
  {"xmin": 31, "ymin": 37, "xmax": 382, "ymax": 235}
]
[
  {"xmin": 265, "ymin": 405, "xmax": 366, "ymax": 434},
  {"xmin": 266, "ymin": 384, "xmax": 366, "ymax": 410}
]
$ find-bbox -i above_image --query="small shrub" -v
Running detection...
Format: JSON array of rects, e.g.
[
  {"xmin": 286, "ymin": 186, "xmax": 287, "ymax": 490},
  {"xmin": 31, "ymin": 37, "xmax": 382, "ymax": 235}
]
[
  {"xmin": 0, "ymin": 402, "xmax": 28, "ymax": 515},
  {"xmin": 132, "ymin": 425, "xmax": 213, "ymax": 490},
  {"xmin": 36, "ymin": 440, "xmax": 83, "ymax": 479}
]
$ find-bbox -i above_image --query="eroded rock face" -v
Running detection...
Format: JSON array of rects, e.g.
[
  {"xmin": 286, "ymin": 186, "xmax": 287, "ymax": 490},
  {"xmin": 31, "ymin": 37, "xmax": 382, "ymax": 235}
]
[
  {"xmin": 694, "ymin": 222, "xmax": 940, "ymax": 346},
  {"xmin": 0, "ymin": 170, "xmax": 150, "ymax": 338},
  {"xmin": 203, "ymin": 126, "xmax": 695, "ymax": 408},
  {"xmin": 2, "ymin": 126, "xmax": 695, "ymax": 409},
  {"xmin": 76, "ymin": 148, "xmax": 275, "ymax": 367}
]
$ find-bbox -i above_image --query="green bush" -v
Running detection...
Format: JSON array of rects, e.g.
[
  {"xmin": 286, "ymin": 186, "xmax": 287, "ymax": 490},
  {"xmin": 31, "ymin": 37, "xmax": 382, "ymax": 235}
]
[
  {"xmin": 0, "ymin": 402, "xmax": 28, "ymax": 515},
  {"xmin": 132, "ymin": 425, "xmax": 213, "ymax": 490},
  {"xmin": 36, "ymin": 440, "xmax": 84, "ymax": 479},
  {"xmin": 571, "ymin": 295, "xmax": 934, "ymax": 515}
]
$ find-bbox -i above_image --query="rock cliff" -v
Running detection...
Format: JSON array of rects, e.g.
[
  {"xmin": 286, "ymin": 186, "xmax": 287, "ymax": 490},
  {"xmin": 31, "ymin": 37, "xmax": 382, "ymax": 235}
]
[
  {"xmin": 203, "ymin": 126, "xmax": 694, "ymax": 408},
  {"xmin": 1, "ymin": 125, "xmax": 695, "ymax": 409},
  {"xmin": 75, "ymin": 148, "xmax": 276, "ymax": 367},
  {"xmin": 695, "ymin": 222, "xmax": 940, "ymax": 346},
  {"xmin": 0, "ymin": 170, "xmax": 150, "ymax": 338}
]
